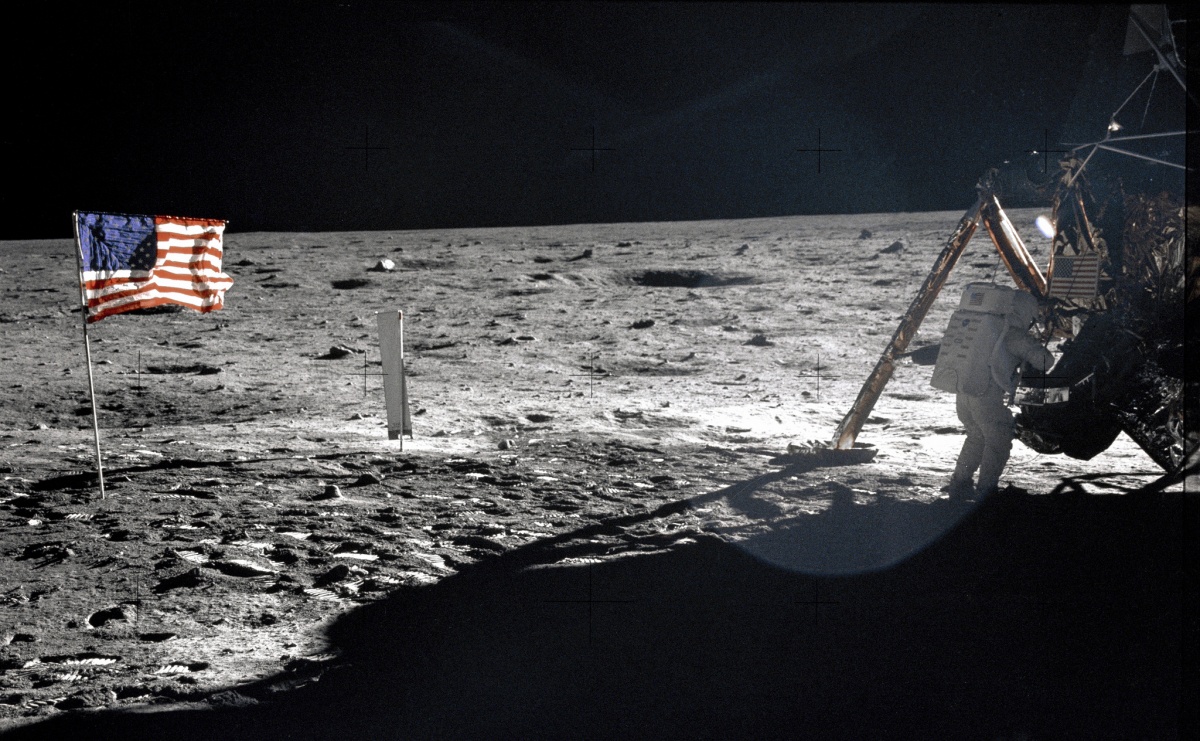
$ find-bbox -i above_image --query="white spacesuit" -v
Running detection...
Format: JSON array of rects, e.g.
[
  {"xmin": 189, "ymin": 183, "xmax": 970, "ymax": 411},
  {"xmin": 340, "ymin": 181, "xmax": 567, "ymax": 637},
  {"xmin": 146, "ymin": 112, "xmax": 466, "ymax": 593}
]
[
  {"xmin": 940, "ymin": 288, "xmax": 1056, "ymax": 496},
  {"xmin": 932, "ymin": 284, "xmax": 1055, "ymax": 497}
]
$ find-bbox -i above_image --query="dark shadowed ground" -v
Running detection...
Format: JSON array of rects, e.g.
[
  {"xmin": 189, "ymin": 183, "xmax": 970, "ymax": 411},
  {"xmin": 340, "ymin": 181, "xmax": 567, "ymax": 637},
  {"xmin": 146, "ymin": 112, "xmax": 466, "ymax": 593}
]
[{"xmin": 4, "ymin": 471, "xmax": 1191, "ymax": 740}]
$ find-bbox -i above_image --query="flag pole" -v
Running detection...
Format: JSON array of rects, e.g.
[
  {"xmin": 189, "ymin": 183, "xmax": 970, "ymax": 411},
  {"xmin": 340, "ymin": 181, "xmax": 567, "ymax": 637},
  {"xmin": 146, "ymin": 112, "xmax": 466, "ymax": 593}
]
[{"xmin": 72, "ymin": 211, "xmax": 106, "ymax": 499}]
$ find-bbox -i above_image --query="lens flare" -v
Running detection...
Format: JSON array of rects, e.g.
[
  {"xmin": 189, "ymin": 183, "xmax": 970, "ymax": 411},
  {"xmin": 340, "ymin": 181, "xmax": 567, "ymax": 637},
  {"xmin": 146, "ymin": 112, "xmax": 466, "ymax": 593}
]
[{"xmin": 1035, "ymin": 214, "xmax": 1055, "ymax": 239}]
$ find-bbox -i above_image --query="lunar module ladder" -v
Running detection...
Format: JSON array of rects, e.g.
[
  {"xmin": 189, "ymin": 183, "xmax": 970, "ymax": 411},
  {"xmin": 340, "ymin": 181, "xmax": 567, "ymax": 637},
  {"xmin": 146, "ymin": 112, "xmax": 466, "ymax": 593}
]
[{"xmin": 830, "ymin": 189, "xmax": 1047, "ymax": 451}]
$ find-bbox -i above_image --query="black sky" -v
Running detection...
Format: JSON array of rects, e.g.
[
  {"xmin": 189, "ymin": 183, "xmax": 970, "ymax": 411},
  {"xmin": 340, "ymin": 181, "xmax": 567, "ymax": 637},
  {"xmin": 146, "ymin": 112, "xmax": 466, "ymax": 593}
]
[{"xmin": 3, "ymin": 2, "xmax": 1184, "ymax": 239}]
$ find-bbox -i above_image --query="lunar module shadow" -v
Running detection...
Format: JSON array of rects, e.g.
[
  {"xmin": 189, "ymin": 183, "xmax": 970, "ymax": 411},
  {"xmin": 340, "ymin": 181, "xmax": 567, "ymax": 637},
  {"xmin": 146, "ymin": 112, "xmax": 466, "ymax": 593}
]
[{"xmin": 6, "ymin": 474, "xmax": 1188, "ymax": 740}]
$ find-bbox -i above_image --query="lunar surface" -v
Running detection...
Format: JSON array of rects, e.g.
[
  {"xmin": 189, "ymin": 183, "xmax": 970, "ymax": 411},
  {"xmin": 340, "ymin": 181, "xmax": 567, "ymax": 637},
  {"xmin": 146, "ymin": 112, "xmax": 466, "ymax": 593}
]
[{"xmin": 0, "ymin": 209, "xmax": 1185, "ymax": 737}]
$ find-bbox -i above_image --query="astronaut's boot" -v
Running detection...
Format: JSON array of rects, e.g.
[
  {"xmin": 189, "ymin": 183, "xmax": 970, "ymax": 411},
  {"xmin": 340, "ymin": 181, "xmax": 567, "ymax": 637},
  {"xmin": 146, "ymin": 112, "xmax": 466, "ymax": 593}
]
[
  {"xmin": 975, "ymin": 459, "xmax": 1005, "ymax": 498},
  {"xmin": 946, "ymin": 436, "xmax": 983, "ymax": 498},
  {"xmin": 944, "ymin": 475, "xmax": 975, "ymax": 498}
]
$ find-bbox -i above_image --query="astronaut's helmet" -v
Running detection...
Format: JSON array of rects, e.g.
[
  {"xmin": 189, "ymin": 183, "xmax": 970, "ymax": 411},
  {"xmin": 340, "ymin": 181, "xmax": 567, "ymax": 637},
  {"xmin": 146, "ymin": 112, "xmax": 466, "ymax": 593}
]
[{"xmin": 1007, "ymin": 289, "xmax": 1039, "ymax": 329}]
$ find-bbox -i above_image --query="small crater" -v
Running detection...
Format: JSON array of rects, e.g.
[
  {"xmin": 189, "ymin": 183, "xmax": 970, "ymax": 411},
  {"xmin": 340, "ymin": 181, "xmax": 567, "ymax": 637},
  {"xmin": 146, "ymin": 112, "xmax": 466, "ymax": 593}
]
[
  {"xmin": 331, "ymin": 279, "xmax": 371, "ymax": 290},
  {"xmin": 139, "ymin": 632, "xmax": 177, "ymax": 642},
  {"xmin": 87, "ymin": 606, "xmax": 129, "ymax": 628},
  {"xmin": 145, "ymin": 364, "xmax": 222, "ymax": 375},
  {"xmin": 631, "ymin": 270, "xmax": 758, "ymax": 288}
]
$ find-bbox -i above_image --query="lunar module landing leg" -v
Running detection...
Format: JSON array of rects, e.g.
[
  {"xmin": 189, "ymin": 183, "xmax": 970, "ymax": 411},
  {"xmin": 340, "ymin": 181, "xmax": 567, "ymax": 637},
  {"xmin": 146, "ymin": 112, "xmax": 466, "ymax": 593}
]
[{"xmin": 828, "ymin": 186, "xmax": 1047, "ymax": 453}]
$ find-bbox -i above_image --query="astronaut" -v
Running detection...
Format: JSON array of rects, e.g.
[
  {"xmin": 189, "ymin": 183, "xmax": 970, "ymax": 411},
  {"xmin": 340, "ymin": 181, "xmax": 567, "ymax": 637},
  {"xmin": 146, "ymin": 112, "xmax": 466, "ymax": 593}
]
[{"xmin": 945, "ymin": 289, "xmax": 1055, "ymax": 498}]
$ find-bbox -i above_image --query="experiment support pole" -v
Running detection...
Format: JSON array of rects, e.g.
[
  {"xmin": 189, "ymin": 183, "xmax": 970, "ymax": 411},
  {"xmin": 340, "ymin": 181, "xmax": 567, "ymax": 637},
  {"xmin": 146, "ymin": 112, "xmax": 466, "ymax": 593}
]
[
  {"xmin": 831, "ymin": 197, "xmax": 983, "ymax": 450},
  {"xmin": 71, "ymin": 212, "xmax": 106, "ymax": 499},
  {"xmin": 377, "ymin": 309, "xmax": 412, "ymax": 447}
]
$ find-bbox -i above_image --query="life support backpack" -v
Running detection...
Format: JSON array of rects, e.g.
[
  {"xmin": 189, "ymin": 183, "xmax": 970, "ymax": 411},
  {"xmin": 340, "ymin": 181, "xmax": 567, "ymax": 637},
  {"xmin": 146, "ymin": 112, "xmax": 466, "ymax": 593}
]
[{"xmin": 930, "ymin": 283, "xmax": 1026, "ymax": 396}]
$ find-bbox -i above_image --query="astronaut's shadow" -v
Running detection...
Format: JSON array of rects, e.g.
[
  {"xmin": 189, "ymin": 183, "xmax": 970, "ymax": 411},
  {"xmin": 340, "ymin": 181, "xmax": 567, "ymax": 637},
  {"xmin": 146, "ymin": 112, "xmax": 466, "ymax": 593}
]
[{"xmin": 686, "ymin": 462, "xmax": 982, "ymax": 577}]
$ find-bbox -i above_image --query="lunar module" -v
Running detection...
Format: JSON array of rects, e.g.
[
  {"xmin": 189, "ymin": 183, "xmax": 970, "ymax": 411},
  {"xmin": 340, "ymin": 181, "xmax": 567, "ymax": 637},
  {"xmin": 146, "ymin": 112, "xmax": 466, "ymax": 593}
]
[{"xmin": 826, "ymin": 5, "xmax": 1194, "ymax": 484}]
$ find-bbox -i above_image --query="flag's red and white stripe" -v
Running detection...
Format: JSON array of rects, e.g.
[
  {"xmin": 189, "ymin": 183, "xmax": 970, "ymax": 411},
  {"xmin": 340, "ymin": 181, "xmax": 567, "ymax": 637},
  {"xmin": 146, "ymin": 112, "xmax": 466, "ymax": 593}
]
[{"xmin": 82, "ymin": 217, "xmax": 232, "ymax": 323}]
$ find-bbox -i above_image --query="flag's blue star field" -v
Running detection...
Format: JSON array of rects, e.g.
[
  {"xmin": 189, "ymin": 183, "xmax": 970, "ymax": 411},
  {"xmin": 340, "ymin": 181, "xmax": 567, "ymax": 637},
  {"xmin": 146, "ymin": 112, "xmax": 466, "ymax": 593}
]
[{"xmin": 79, "ymin": 213, "xmax": 157, "ymax": 272}]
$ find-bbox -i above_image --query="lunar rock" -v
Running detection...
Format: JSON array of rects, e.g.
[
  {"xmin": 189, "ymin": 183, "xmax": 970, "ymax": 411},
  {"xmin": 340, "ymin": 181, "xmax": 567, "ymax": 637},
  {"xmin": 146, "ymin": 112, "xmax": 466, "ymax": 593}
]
[
  {"xmin": 317, "ymin": 346, "xmax": 360, "ymax": 360},
  {"xmin": 316, "ymin": 485, "xmax": 343, "ymax": 500}
]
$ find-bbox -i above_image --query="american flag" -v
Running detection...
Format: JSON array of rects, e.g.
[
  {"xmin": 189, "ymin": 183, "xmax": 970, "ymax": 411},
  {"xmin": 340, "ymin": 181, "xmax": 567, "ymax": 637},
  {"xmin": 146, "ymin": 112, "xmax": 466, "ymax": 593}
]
[
  {"xmin": 1048, "ymin": 252, "xmax": 1101, "ymax": 301},
  {"xmin": 75, "ymin": 211, "xmax": 233, "ymax": 323}
]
